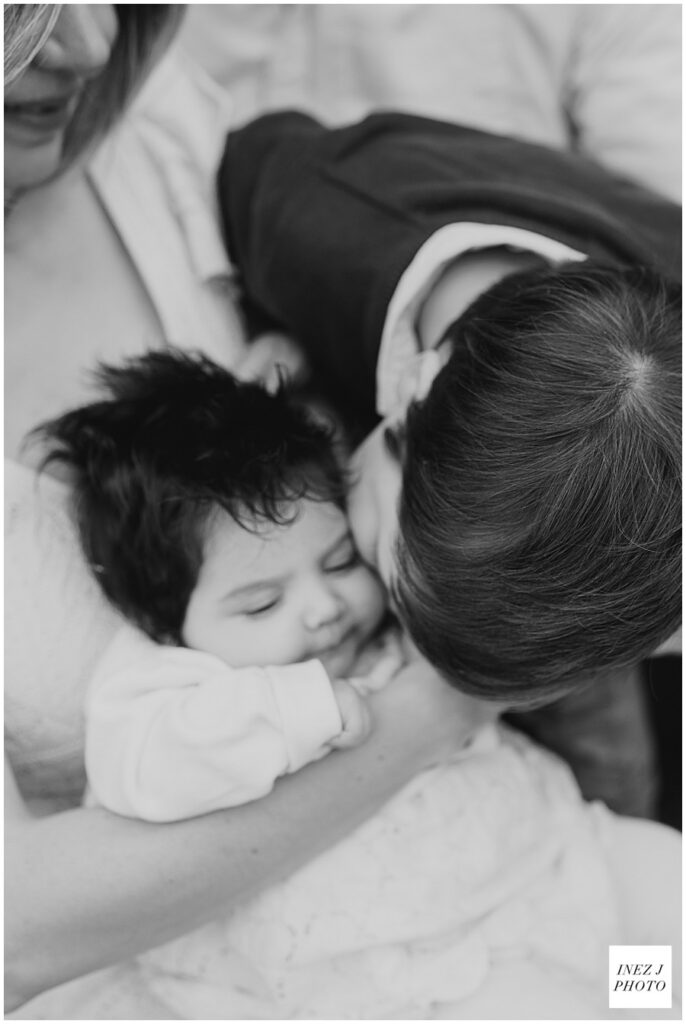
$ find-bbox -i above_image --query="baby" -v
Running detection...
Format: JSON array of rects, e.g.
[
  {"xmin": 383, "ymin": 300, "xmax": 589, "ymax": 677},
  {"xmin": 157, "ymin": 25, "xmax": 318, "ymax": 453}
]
[
  {"xmin": 37, "ymin": 349, "xmax": 403, "ymax": 821},
  {"xmin": 36, "ymin": 349, "xmax": 680, "ymax": 1020}
]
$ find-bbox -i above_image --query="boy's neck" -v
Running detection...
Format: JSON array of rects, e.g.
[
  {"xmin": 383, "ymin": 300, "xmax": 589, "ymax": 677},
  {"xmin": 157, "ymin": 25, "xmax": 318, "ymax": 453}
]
[{"xmin": 416, "ymin": 248, "xmax": 545, "ymax": 351}]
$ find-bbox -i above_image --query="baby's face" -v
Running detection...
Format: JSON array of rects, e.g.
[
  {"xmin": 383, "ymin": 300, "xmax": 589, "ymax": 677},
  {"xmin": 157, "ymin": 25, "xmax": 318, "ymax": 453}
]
[{"xmin": 182, "ymin": 500, "xmax": 387, "ymax": 678}]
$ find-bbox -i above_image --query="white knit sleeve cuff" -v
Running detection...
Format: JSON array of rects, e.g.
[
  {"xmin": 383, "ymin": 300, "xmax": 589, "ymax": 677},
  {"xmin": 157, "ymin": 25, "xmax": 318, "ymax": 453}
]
[{"xmin": 265, "ymin": 660, "xmax": 343, "ymax": 772}]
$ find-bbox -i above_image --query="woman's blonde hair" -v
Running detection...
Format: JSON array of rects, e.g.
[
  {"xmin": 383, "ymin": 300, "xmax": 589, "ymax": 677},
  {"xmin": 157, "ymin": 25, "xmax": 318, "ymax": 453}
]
[
  {"xmin": 4, "ymin": 4, "xmax": 185, "ymax": 169},
  {"xmin": 4, "ymin": 4, "xmax": 60, "ymax": 86}
]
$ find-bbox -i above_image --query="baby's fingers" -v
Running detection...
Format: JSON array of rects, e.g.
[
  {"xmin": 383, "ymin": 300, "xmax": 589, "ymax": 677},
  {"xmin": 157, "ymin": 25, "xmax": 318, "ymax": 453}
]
[{"xmin": 330, "ymin": 679, "xmax": 373, "ymax": 748}]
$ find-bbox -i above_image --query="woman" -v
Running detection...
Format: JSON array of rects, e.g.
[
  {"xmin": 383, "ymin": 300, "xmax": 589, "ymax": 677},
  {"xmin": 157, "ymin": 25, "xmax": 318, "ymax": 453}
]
[{"xmin": 4, "ymin": 7, "xmax": 485, "ymax": 1016}]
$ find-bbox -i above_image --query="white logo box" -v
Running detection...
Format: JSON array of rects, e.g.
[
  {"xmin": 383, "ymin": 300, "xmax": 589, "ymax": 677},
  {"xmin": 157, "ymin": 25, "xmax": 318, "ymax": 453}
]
[{"xmin": 609, "ymin": 945, "xmax": 672, "ymax": 1010}]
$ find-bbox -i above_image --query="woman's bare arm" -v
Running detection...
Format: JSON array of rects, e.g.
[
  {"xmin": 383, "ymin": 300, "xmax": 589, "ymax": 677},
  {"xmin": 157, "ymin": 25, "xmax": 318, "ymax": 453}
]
[{"xmin": 5, "ymin": 662, "xmax": 488, "ymax": 1011}]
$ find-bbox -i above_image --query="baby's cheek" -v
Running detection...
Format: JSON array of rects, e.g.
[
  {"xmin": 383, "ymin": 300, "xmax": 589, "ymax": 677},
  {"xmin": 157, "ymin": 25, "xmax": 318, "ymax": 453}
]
[{"xmin": 357, "ymin": 571, "xmax": 388, "ymax": 632}]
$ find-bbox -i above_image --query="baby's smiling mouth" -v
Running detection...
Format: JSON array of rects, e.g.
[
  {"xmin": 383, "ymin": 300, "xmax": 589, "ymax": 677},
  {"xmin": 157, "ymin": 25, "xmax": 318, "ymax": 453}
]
[{"xmin": 313, "ymin": 627, "xmax": 360, "ymax": 676}]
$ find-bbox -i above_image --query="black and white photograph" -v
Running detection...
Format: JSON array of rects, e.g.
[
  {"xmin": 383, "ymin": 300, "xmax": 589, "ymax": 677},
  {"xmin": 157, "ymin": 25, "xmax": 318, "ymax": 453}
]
[{"xmin": 4, "ymin": 3, "xmax": 682, "ymax": 1019}]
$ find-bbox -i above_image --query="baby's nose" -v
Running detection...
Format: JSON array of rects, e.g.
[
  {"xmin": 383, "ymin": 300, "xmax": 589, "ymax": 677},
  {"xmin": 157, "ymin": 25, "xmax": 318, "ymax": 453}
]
[{"xmin": 303, "ymin": 584, "xmax": 343, "ymax": 631}]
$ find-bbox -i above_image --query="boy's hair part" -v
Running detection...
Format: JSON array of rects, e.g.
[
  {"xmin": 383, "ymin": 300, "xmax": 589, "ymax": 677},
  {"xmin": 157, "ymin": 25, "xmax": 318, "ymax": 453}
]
[
  {"xmin": 35, "ymin": 350, "xmax": 348, "ymax": 644},
  {"xmin": 394, "ymin": 262, "xmax": 681, "ymax": 705}
]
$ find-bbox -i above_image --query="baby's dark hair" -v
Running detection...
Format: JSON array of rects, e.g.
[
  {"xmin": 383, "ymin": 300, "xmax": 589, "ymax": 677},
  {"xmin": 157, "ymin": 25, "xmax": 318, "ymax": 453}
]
[
  {"xmin": 394, "ymin": 262, "xmax": 681, "ymax": 706},
  {"xmin": 35, "ymin": 350, "xmax": 348, "ymax": 643}
]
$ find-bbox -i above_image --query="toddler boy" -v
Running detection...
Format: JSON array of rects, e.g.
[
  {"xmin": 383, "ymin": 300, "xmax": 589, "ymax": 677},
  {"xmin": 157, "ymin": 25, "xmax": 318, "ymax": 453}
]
[{"xmin": 217, "ymin": 112, "xmax": 682, "ymax": 818}]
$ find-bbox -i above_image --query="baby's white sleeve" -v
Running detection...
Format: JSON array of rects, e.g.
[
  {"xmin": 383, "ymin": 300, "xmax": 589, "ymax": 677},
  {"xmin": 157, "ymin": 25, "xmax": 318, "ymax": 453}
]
[{"xmin": 85, "ymin": 628, "xmax": 342, "ymax": 822}]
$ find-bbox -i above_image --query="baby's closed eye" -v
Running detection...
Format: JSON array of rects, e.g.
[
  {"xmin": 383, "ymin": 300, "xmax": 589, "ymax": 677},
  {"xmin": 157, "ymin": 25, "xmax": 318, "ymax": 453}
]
[{"xmin": 321, "ymin": 534, "xmax": 361, "ymax": 574}]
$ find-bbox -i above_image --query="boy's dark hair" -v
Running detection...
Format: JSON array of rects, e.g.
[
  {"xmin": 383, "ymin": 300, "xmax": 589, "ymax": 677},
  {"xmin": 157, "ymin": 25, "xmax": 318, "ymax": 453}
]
[
  {"xmin": 394, "ymin": 262, "xmax": 681, "ymax": 705},
  {"xmin": 35, "ymin": 350, "xmax": 348, "ymax": 644}
]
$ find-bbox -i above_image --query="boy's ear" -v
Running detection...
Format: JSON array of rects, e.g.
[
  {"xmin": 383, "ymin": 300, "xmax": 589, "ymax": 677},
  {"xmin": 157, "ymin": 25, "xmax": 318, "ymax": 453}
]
[{"xmin": 395, "ymin": 347, "xmax": 451, "ymax": 413}]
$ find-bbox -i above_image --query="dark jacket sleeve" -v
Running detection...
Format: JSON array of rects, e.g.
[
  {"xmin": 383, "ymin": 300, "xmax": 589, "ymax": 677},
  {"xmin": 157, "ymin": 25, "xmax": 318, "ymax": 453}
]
[
  {"xmin": 218, "ymin": 111, "xmax": 430, "ymax": 414},
  {"xmin": 218, "ymin": 111, "xmax": 681, "ymax": 416}
]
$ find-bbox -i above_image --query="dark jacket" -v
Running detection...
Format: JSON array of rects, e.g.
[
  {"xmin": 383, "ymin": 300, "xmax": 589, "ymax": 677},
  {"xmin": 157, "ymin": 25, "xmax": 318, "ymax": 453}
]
[{"xmin": 218, "ymin": 110, "xmax": 681, "ymax": 416}]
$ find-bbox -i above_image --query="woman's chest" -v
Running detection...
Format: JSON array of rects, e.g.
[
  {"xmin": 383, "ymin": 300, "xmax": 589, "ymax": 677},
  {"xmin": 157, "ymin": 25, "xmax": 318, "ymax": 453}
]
[{"xmin": 5, "ymin": 173, "xmax": 166, "ymax": 457}]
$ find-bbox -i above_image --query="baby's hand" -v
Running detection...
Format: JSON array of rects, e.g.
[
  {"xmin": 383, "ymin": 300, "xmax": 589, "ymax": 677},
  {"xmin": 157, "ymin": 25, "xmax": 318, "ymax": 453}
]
[
  {"xmin": 352, "ymin": 627, "xmax": 407, "ymax": 695},
  {"xmin": 329, "ymin": 678, "xmax": 372, "ymax": 749},
  {"xmin": 236, "ymin": 332, "xmax": 311, "ymax": 392}
]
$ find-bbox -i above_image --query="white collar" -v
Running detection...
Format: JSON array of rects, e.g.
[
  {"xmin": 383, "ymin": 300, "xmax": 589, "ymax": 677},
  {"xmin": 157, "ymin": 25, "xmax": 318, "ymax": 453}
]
[{"xmin": 376, "ymin": 223, "xmax": 585, "ymax": 417}]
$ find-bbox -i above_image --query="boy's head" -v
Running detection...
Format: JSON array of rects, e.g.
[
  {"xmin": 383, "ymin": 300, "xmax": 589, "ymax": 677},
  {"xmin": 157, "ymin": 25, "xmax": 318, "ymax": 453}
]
[
  {"xmin": 351, "ymin": 262, "xmax": 681, "ymax": 705},
  {"xmin": 37, "ymin": 351, "xmax": 385, "ymax": 676}
]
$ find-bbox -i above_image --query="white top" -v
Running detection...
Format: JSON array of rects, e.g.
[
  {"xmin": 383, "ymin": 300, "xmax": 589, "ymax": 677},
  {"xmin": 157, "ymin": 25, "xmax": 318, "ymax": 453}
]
[
  {"xmin": 85, "ymin": 628, "xmax": 341, "ymax": 822},
  {"xmin": 134, "ymin": 726, "xmax": 624, "ymax": 1020},
  {"xmin": 15, "ymin": 718, "xmax": 631, "ymax": 1021},
  {"xmin": 375, "ymin": 225, "xmax": 585, "ymax": 416}
]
